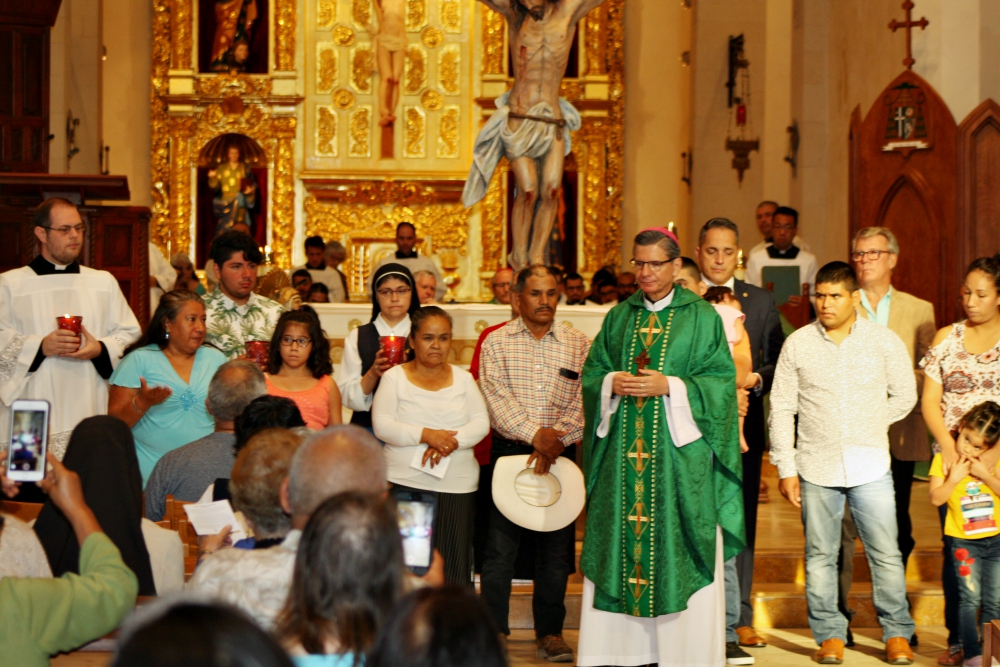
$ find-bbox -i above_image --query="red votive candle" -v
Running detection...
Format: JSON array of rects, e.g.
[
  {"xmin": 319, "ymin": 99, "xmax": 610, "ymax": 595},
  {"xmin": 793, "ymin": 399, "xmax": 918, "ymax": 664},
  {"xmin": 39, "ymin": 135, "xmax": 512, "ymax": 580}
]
[
  {"xmin": 56, "ymin": 315, "xmax": 83, "ymax": 335},
  {"xmin": 245, "ymin": 340, "xmax": 270, "ymax": 369},
  {"xmin": 380, "ymin": 336, "xmax": 406, "ymax": 367}
]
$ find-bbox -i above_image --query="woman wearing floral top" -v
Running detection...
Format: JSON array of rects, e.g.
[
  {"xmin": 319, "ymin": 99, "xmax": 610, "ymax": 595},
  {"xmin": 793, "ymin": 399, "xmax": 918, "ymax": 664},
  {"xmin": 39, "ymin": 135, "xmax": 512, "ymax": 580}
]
[{"xmin": 920, "ymin": 254, "xmax": 1000, "ymax": 666}]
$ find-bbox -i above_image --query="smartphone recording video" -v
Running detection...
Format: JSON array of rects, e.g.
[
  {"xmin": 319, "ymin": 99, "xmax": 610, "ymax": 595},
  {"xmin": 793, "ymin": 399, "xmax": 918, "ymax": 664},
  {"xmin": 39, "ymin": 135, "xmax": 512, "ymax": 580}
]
[
  {"xmin": 6, "ymin": 400, "xmax": 49, "ymax": 483},
  {"xmin": 394, "ymin": 490, "xmax": 436, "ymax": 576}
]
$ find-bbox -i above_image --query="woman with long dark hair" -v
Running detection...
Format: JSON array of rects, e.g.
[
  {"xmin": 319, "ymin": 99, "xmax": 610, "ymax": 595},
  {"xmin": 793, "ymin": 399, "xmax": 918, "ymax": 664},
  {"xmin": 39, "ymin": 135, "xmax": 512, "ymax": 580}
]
[
  {"xmin": 921, "ymin": 254, "xmax": 1000, "ymax": 666},
  {"xmin": 336, "ymin": 263, "xmax": 419, "ymax": 431},
  {"xmin": 275, "ymin": 492, "xmax": 406, "ymax": 666},
  {"xmin": 108, "ymin": 290, "xmax": 227, "ymax": 484},
  {"xmin": 265, "ymin": 311, "xmax": 342, "ymax": 430},
  {"xmin": 372, "ymin": 307, "xmax": 489, "ymax": 586}
]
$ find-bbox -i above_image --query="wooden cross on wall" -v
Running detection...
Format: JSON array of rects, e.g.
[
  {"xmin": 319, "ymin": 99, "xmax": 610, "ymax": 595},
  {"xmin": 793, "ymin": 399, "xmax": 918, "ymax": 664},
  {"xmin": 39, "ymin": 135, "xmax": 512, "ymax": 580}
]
[{"xmin": 889, "ymin": 1, "xmax": 929, "ymax": 70}]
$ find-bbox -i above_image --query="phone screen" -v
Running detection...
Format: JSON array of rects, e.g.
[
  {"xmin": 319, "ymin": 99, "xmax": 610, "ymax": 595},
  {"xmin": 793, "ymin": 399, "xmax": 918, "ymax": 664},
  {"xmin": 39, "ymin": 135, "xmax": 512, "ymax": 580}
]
[
  {"xmin": 397, "ymin": 499, "xmax": 434, "ymax": 570},
  {"xmin": 8, "ymin": 405, "xmax": 48, "ymax": 478}
]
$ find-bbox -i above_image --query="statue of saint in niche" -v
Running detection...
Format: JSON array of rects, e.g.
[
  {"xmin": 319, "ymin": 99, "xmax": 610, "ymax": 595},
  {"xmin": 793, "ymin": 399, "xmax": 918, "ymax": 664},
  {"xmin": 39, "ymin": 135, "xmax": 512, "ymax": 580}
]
[
  {"xmin": 210, "ymin": 0, "xmax": 258, "ymax": 72},
  {"xmin": 371, "ymin": 0, "xmax": 408, "ymax": 126},
  {"xmin": 209, "ymin": 145, "xmax": 257, "ymax": 236},
  {"xmin": 463, "ymin": 0, "xmax": 607, "ymax": 270}
]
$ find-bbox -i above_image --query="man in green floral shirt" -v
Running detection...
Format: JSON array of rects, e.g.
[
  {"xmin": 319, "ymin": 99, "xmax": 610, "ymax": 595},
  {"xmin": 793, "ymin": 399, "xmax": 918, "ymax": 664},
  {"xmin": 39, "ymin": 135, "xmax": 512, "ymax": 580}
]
[{"xmin": 203, "ymin": 230, "xmax": 283, "ymax": 359}]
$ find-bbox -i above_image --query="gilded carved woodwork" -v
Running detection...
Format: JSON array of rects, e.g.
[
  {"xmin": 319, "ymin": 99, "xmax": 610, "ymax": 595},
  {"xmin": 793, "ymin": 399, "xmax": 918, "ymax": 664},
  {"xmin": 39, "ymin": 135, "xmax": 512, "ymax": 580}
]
[
  {"xmin": 350, "ymin": 45, "xmax": 374, "ymax": 94},
  {"xmin": 275, "ymin": 0, "xmax": 298, "ymax": 70},
  {"xmin": 421, "ymin": 89, "xmax": 443, "ymax": 111},
  {"xmin": 480, "ymin": 162, "xmax": 508, "ymax": 272},
  {"xmin": 438, "ymin": 45, "xmax": 460, "ymax": 95},
  {"xmin": 317, "ymin": 44, "xmax": 338, "ymax": 92},
  {"xmin": 406, "ymin": 0, "xmax": 427, "ymax": 31},
  {"xmin": 317, "ymin": 106, "xmax": 338, "ymax": 155},
  {"xmin": 422, "ymin": 26, "xmax": 444, "ymax": 49},
  {"xmin": 352, "ymin": 0, "xmax": 372, "ymax": 28},
  {"xmin": 318, "ymin": 0, "xmax": 337, "ymax": 28},
  {"xmin": 333, "ymin": 89, "xmax": 356, "ymax": 109},
  {"xmin": 404, "ymin": 45, "xmax": 427, "ymax": 95},
  {"xmin": 438, "ymin": 106, "xmax": 459, "ymax": 159},
  {"xmin": 333, "ymin": 25, "xmax": 355, "ymax": 46},
  {"xmin": 195, "ymin": 74, "xmax": 274, "ymax": 98},
  {"xmin": 150, "ymin": 0, "xmax": 172, "ymax": 250},
  {"xmin": 349, "ymin": 106, "xmax": 373, "ymax": 157},
  {"xmin": 481, "ymin": 8, "xmax": 505, "ymax": 76},
  {"xmin": 583, "ymin": 6, "xmax": 607, "ymax": 76},
  {"xmin": 171, "ymin": 0, "xmax": 193, "ymax": 70},
  {"xmin": 404, "ymin": 106, "xmax": 426, "ymax": 158},
  {"xmin": 440, "ymin": 0, "xmax": 461, "ymax": 32}
]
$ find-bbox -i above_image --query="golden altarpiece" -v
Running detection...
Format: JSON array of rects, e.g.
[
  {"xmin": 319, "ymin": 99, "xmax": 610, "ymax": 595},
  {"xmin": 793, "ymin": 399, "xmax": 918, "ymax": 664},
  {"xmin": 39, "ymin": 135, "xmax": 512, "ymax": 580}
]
[{"xmin": 150, "ymin": 0, "xmax": 624, "ymax": 302}]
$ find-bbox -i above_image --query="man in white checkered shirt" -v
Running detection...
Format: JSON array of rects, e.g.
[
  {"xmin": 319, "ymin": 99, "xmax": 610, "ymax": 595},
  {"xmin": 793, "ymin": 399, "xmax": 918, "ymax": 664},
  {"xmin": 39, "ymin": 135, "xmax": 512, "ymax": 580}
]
[{"xmin": 479, "ymin": 264, "xmax": 591, "ymax": 663}]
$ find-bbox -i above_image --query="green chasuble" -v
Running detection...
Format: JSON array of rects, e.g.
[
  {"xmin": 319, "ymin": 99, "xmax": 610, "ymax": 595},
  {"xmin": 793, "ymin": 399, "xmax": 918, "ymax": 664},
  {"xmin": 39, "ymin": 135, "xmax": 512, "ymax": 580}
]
[{"xmin": 580, "ymin": 286, "xmax": 745, "ymax": 618}]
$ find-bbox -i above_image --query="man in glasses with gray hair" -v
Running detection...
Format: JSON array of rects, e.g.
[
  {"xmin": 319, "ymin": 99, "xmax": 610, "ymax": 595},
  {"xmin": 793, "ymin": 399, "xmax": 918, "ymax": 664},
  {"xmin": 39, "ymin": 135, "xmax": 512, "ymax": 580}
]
[{"xmin": 0, "ymin": 198, "xmax": 141, "ymax": 466}]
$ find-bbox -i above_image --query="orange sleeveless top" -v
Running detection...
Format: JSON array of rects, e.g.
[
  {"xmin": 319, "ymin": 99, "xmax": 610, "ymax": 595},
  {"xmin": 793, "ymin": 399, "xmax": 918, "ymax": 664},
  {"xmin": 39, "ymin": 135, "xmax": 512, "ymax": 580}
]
[{"xmin": 264, "ymin": 374, "xmax": 332, "ymax": 430}]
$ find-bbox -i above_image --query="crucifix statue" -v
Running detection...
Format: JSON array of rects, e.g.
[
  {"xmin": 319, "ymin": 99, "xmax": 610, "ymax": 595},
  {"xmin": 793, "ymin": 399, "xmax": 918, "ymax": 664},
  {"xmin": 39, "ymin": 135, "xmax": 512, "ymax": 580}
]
[
  {"xmin": 462, "ymin": 0, "xmax": 608, "ymax": 270},
  {"xmin": 889, "ymin": 0, "xmax": 929, "ymax": 70}
]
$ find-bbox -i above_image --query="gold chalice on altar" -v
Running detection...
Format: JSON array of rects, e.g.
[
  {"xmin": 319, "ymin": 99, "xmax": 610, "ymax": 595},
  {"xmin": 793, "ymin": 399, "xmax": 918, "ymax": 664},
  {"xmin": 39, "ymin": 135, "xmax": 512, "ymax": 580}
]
[{"xmin": 440, "ymin": 249, "xmax": 461, "ymax": 302}]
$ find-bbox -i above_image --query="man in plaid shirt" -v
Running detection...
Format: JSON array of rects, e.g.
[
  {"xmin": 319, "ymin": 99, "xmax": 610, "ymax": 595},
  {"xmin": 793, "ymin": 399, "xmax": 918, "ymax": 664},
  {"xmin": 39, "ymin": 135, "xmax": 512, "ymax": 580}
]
[{"xmin": 479, "ymin": 265, "xmax": 591, "ymax": 662}]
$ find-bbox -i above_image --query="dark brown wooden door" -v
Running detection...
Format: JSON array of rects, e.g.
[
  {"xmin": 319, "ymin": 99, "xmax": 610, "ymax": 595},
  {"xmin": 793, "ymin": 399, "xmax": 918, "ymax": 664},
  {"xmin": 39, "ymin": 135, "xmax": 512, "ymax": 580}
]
[
  {"xmin": 850, "ymin": 69, "xmax": 960, "ymax": 326},
  {"xmin": 0, "ymin": 25, "xmax": 49, "ymax": 173}
]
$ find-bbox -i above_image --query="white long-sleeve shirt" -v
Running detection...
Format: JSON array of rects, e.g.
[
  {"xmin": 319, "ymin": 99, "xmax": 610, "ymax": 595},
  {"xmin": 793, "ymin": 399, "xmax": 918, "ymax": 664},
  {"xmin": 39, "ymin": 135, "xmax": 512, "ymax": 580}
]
[
  {"xmin": 768, "ymin": 316, "xmax": 917, "ymax": 487},
  {"xmin": 336, "ymin": 314, "xmax": 410, "ymax": 413},
  {"xmin": 372, "ymin": 364, "xmax": 489, "ymax": 493}
]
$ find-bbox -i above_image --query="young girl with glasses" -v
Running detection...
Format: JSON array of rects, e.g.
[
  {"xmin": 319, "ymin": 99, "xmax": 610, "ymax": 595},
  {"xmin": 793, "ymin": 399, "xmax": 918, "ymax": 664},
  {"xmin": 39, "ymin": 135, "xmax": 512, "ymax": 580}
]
[{"xmin": 265, "ymin": 311, "xmax": 342, "ymax": 430}]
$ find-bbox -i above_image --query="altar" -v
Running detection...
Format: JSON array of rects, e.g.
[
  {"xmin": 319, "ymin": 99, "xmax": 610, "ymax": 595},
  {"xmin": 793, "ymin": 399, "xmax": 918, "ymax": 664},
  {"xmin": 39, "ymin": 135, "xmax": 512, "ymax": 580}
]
[
  {"xmin": 312, "ymin": 301, "xmax": 611, "ymax": 366},
  {"xmin": 149, "ymin": 0, "xmax": 626, "ymax": 301}
]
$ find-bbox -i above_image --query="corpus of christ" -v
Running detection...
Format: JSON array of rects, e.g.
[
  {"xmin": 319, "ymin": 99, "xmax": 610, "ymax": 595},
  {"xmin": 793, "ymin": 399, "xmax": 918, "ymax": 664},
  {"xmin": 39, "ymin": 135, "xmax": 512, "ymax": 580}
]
[{"xmin": 6, "ymin": 1, "xmax": 1000, "ymax": 666}]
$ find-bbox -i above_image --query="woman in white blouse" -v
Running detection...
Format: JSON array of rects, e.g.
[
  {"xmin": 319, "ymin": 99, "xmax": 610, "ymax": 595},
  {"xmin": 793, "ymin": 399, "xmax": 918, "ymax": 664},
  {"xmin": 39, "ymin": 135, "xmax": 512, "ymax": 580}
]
[
  {"xmin": 337, "ymin": 263, "xmax": 420, "ymax": 432},
  {"xmin": 373, "ymin": 306, "xmax": 490, "ymax": 586}
]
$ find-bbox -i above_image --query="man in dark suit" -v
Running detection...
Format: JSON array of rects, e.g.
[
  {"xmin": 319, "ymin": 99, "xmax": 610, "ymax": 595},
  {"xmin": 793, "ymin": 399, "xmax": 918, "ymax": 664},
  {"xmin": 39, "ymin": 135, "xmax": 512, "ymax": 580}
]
[{"xmin": 697, "ymin": 217, "xmax": 785, "ymax": 651}]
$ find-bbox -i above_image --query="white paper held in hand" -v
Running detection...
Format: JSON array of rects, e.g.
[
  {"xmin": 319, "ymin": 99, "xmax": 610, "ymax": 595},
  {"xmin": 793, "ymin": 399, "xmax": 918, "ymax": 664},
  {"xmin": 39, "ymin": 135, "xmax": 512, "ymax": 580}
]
[
  {"xmin": 410, "ymin": 445, "xmax": 451, "ymax": 479},
  {"xmin": 182, "ymin": 500, "xmax": 249, "ymax": 542}
]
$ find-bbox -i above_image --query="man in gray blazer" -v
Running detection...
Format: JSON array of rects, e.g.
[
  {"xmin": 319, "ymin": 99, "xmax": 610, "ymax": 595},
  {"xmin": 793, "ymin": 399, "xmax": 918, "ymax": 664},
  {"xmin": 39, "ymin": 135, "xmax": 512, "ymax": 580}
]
[{"xmin": 697, "ymin": 217, "xmax": 786, "ymax": 651}]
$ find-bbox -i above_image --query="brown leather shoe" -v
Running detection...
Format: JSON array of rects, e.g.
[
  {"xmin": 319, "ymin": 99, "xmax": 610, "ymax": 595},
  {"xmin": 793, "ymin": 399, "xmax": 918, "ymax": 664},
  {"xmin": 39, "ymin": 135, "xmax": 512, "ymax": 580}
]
[
  {"xmin": 815, "ymin": 638, "xmax": 844, "ymax": 665},
  {"xmin": 736, "ymin": 626, "xmax": 767, "ymax": 648},
  {"xmin": 536, "ymin": 635, "xmax": 574, "ymax": 663},
  {"xmin": 885, "ymin": 636, "xmax": 915, "ymax": 665},
  {"xmin": 937, "ymin": 646, "xmax": 964, "ymax": 666}
]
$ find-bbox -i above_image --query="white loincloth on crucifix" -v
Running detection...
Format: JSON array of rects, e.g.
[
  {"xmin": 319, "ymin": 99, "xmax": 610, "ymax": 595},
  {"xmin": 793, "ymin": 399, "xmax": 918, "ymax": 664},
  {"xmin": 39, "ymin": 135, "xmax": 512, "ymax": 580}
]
[{"xmin": 462, "ymin": 91, "xmax": 581, "ymax": 208}]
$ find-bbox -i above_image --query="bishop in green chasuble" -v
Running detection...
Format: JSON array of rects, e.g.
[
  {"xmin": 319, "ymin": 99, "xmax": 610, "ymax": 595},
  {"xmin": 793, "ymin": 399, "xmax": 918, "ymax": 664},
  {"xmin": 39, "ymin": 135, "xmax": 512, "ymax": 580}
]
[{"xmin": 580, "ymin": 284, "xmax": 745, "ymax": 619}]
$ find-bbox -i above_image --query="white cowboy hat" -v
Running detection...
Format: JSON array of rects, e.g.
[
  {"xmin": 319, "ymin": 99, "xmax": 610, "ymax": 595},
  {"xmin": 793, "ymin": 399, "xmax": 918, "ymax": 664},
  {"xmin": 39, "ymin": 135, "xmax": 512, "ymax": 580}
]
[{"xmin": 492, "ymin": 455, "xmax": 585, "ymax": 532}]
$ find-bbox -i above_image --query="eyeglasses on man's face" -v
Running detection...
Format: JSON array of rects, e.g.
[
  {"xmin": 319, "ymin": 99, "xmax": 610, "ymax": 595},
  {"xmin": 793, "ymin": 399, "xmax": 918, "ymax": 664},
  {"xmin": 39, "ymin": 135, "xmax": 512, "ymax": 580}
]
[
  {"xmin": 851, "ymin": 250, "xmax": 893, "ymax": 262},
  {"xmin": 630, "ymin": 259, "xmax": 671, "ymax": 272},
  {"xmin": 44, "ymin": 223, "xmax": 86, "ymax": 235}
]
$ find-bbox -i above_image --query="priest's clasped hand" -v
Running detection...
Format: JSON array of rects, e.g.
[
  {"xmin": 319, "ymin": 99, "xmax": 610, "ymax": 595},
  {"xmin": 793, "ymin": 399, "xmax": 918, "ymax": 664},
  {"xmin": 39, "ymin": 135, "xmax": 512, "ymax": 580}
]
[
  {"xmin": 62, "ymin": 325, "xmax": 102, "ymax": 360},
  {"xmin": 613, "ymin": 369, "xmax": 670, "ymax": 397}
]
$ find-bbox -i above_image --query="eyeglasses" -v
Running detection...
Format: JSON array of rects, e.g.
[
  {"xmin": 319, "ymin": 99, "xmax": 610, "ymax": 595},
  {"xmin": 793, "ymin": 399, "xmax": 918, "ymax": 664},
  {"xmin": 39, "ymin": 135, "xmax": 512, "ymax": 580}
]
[
  {"xmin": 376, "ymin": 288, "xmax": 412, "ymax": 298},
  {"xmin": 851, "ymin": 250, "xmax": 894, "ymax": 262},
  {"xmin": 44, "ymin": 223, "xmax": 86, "ymax": 235},
  {"xmin": 630, "ymin": 259, "xmax": 671, "ymax": 272},
  {"xmin": 280, "ymin": 336, "xmax": 312, "ymax": 348}
]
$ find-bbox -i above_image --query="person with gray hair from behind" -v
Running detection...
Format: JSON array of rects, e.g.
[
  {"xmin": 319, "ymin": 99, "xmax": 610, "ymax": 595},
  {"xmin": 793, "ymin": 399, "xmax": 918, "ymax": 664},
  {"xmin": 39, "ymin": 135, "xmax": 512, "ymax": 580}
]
[
  {"xmin": 144, "ymin": 360, "xmax": 267, "ymax": 521},
  {"xmin": 186, "ymin": 425, "xmax": 392, "ymax": 629}
]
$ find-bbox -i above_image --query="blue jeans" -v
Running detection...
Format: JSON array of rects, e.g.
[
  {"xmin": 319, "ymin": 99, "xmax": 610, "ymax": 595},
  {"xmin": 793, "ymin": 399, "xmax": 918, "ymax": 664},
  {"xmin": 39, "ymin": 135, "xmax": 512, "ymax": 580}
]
[
  {"xmin": 800, "ymin": 472, "xmax": 914, "ymax": 644},
  {"xmin": 724, "ymin": 556, "xmax": 740, "ymax": 642},
  {"xmin": 952, "ymin": 535, "xmax": 1000, "ymax": 659}
]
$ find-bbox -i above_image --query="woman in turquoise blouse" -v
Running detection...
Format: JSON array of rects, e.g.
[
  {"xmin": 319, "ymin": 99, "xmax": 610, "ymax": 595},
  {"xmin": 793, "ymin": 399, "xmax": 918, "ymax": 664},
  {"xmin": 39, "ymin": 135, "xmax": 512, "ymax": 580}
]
[{"xmin": 109, "ymin": 290, "xmax": 226, "ymax": 484}]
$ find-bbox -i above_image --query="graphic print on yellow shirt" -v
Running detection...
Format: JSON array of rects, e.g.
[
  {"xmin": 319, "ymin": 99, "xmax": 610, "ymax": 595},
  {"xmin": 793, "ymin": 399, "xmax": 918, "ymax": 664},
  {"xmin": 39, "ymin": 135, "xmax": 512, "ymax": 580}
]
[{"xmin": 930, "ymin": 453, "xmax": 1000, "ymax": 539}]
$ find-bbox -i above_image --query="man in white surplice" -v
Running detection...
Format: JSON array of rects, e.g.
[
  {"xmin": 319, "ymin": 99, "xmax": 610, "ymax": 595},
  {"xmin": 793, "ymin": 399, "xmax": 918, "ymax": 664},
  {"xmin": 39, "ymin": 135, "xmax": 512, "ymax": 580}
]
[{"xmin": 0, "ymin": 198, "xmax": 141, "ymax": 458}]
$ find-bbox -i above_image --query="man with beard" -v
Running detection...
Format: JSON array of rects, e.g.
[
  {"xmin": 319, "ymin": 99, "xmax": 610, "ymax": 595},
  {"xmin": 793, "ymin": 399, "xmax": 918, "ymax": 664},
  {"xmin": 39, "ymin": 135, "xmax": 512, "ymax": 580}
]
[
  {"xmin": 0, "ymin": 198, "xmax": 141, "ymax": 461},
  {"xmin": 464, "ymin": 0, "xmax": 608, "ymax": 269}
]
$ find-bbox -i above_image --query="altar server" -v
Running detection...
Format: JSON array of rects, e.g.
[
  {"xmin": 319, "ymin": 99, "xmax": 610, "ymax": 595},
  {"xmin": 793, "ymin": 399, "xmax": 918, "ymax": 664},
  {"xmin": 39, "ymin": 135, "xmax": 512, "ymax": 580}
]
[{"xmin": 0, "ymin": 198, "xmax": 141, "ymax": 458}]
